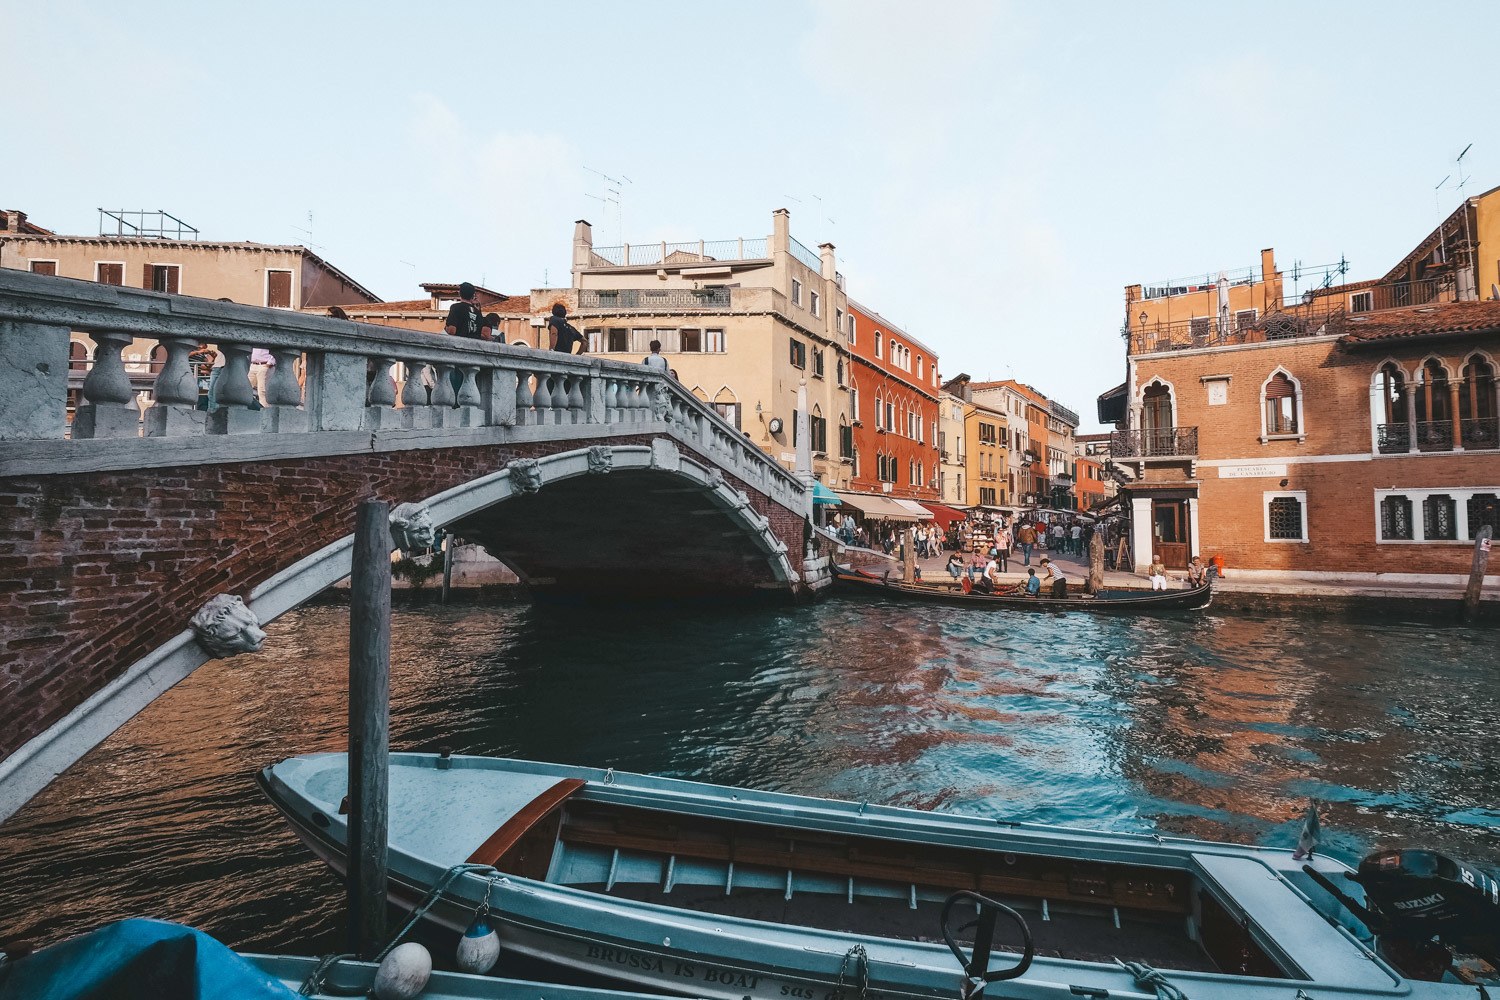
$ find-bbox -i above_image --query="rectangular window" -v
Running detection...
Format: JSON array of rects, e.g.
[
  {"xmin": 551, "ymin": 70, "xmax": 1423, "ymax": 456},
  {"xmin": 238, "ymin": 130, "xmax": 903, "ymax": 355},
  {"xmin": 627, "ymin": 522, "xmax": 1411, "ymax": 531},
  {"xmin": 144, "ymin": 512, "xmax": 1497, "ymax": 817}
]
[
  {"xmin": 1266, "ymin": 395, "xmax": 1297, "ymax": 434},
  {"xmin": 266, "ymin": 268, "xmax": 293, "ymax": 308},
  {"xmin": 812, "ymin": 349, "xmax": 825, "ymax": 379},
  {"xmin": 791, "ymin": 279, "xmax": 802, "ymax": 306},
  {"xmin": 789, "ymin": 338, "xmax": 806, "ymax": 369},
  {"xmin": 705, "ymin": 328, "xmax": 724, "ymax": 352},
  {"xmin": 1265, "ymin": 492, "xmax": 1307, "ymax": 541},
  {"xmin": 916, "ymin": 357, "xmax": 924, "ymax": 379},
  {"xmin": 655, "ymin": 328, "xmax": 681, "ymax": 352},
  {"xmin": 95, "ymin": 262, "xmax": 124, "ymax": 285},
  {"xmin": 680, "ymin": 328, "xmax": 703, "ymax": 352},
  {"xmin": 29, "ymin": 260, "xmax": 57, "ymax": 275},
  {"xmin": 980, "ymin": 487, "xmax": 996, "ymax": 506},
  {"xmin": 606, "ymin": 328, "xmax": 628, "ymax": 352},
  {"xmin": 1469, "ymin": 494, "xmax": 1499, "ymax": 539},
  {"xmin": 147, "ymin": 264, "xmax": 180, "ymax": 293},
  {"xmin": 1423, "ymin": 495, "xmax": 1457, "ymax": 540},
  {"xmin": 1381, "ymin": 495, "xmax": 1414, "ymax": 540},
  {"xmin": 884, "ymin": 401, "xmax": 894, "ymax": 429},
  {"xmin": 874, "ymin": 333, "xmax": 882, "ymax": 359},
  {"xmin": 811, "ymin": 416, "xmax": 828, "ymax": 453},
  {"xmin": 1189, "ymin": 317, "xmax": 1211, "ymax": 342},
  {"xmin": 586, "ymin": 329, "xmax": 602, "ymax": 353},
  {"xmin": 836, "ymin": 309, "xmax": 844, "ymax": 335},
  {"xmin": 1235, "ymin": 309, "xmax": 1257, "ymax": 331},
  {"xmin": 1351, "ymin": 291, "xmax": 1373, "ymax": 313},
  {"xmin": 850, "ymin": 386, "xmax": 860, "ymax": 421},
  {"xmin": 849, "ymin": 316, "xmax": 856, "ymax": 345},
  {"xmin": 631, "ymin": 328, "xmax": 655, "ymax": 353},
  {"xmin": 810, "ymin": 290, "xmax": 820, "ymax": 317},
  {"xmin": 840, "ymin": 423, "xmax": 853, "ymax": 458}
]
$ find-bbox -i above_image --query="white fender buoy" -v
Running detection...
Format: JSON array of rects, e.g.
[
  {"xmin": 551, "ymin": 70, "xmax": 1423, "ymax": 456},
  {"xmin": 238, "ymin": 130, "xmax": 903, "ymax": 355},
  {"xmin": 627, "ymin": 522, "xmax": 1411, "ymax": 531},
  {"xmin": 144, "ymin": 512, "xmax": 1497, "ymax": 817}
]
[
  {"xmin": 456, "ymin": 912, "xmax": 501, "ymax": 974},
  {"xmin": 372, "ymin": 941, "xmax": 432, "ymax": 1000}
]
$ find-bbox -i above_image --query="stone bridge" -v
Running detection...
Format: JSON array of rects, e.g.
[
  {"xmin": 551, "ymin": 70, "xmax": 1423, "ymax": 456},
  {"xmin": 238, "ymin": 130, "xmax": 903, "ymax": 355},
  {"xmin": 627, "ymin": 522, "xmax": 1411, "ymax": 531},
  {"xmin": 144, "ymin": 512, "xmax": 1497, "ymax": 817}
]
[{"xmin": 0, "ymin": 268, "xmax": 829, "ymax": 821}]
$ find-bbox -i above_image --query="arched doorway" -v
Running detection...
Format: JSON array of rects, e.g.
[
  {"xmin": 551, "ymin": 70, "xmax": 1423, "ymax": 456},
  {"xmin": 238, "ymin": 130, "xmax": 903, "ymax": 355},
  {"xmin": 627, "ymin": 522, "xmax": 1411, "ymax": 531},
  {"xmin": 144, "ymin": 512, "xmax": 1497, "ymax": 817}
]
[{"xmin": 1140, "ymin": 382, "xmax": 1174, "ymax": 455}]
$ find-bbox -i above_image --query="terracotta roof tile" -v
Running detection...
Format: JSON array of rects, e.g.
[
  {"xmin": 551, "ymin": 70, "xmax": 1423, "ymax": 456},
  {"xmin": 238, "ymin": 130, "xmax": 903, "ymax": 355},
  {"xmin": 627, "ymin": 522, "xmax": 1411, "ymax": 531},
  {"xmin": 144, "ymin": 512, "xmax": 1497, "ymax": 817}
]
[{"xmin": 1338, "ymin": 300, "xmax": 1500, "ymax": 346}]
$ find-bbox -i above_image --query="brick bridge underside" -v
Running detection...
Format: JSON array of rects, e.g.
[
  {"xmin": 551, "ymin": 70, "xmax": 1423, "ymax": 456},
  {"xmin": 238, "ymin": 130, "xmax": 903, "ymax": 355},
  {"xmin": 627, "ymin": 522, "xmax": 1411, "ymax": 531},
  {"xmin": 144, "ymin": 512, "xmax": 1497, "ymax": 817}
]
[{"xmin": 0, "ymin": 435, "xmax": 810, "ymax": 819}]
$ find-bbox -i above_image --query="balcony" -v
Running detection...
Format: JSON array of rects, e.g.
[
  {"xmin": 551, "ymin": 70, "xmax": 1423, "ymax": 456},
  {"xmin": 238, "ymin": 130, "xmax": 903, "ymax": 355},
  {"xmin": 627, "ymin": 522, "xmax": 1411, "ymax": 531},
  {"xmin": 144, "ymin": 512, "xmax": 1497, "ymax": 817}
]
[
  {"xmin": 578, "ymin": 287, "xmax": 731, "ymax": 310},
  {"xmin": 1376, "ymin": 422, "xmax": 1410, "ymax": 455},
  {"xmin": 1415, "ymin": 421, "xmax": 1455, "ymax": 453},
  {"xmin": 1109, "ymin": 426, "xmax": 1199, "ymax": 458},
  {"xmin": 1463, "ymin": 418, "xmax": 1500, "ymax": 450},
  {"xmin": 589, "ymin": 239, "xmax": 769, "ymax": 268}
]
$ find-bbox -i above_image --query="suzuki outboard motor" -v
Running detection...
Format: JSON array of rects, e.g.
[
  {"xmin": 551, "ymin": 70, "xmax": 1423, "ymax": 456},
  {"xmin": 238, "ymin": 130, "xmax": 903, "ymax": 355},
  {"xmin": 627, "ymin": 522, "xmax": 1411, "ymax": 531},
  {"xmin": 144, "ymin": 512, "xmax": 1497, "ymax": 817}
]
[{"xmin": 1352, "ymin": 850, "xmax": 1500, "ymax": 975}]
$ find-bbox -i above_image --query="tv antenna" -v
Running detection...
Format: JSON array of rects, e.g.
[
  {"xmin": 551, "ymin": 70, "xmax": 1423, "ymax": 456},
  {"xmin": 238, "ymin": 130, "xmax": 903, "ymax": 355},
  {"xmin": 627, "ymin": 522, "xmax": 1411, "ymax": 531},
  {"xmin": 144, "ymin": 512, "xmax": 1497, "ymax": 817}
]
[
  {"xmin": 583, "ymin": 165, "xmax": 631, "ymax": 245},
  {"xmin": 1434, "ymin": 142, "xmax": 1474, "ymax": 212}
]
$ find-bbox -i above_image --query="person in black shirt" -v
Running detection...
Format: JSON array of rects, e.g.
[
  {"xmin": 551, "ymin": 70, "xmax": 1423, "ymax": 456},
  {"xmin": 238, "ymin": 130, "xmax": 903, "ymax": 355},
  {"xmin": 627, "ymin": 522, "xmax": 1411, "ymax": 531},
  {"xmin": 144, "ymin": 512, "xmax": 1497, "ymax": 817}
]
[
  {"xmin": 546, "ymin": 304, "xmax": 585, "ymax": 354},
  {"xmin": 444, "ymin": 282, "xmax": 493, "ymax": 341}
]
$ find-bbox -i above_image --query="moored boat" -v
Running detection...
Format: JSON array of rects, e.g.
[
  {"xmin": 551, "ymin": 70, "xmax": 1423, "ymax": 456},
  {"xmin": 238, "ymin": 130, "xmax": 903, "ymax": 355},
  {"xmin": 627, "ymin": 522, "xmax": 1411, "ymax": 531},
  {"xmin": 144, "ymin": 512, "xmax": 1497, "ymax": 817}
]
[
  {"xmin": 261, "ymin": 753, "xmax": 1496, "ymax": 1000},
  {"xmin": 833, "ymin": 568, "xmax": 1213, "ymax": 612}
]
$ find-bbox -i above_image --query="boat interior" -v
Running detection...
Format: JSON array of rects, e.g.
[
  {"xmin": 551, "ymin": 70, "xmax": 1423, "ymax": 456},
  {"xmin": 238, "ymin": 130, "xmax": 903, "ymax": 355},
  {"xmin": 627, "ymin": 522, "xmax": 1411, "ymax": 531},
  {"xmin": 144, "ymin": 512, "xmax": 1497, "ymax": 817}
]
[{"xmin": 471, "ymin": 780, "xmax": 1294, "ymax": 980}]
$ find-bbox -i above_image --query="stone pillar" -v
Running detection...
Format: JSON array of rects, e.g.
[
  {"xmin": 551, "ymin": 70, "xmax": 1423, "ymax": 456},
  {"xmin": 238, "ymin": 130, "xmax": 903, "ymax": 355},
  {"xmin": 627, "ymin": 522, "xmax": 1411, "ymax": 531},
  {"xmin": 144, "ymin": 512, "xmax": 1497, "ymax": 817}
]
[
  {"xmin": 1130, "ymin": 496, "xmax": 1154, "ymax": 575},
  {"xmin": 0, "ymin": 320, "xmax": 71, "ymax": 440},
  {"xmin": 144, "ymin": 335, "xmax": 205, "ymax": 437},
  {"xmin": 307, "ymin": 351, "xmax": 367, "ymax": 432},
  {"xmin": 586, "ymin": 361, "xmax": 606, "ymax": 424},
  {"xmin": 1450, "ymin": 382, "xmax": 1463, "ymax": 451},
  {"xmin": 483, "ymin": 367, "xmax": 518, "ymax": 427},
  {"xmin": 1187, "ymin": 496, "xmax": 1201, "ymax": 558},
  {"xmin": 771, "ymin": 208, "xmax": 791, "ymax": 255},
  {"xmin": 74, "ymin": 330, "xmax": 142, "ymax": 439},
  {"xmin": 1404, "ymin": 388, "xmax": 1419, "ymax": 453}
]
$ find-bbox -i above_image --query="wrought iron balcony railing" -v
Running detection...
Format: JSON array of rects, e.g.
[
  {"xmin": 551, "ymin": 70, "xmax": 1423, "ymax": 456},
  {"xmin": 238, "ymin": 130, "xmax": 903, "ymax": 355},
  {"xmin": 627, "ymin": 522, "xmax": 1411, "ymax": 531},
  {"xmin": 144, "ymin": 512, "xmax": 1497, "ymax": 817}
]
[
  {"xmin": 1376, "ymin": 422, "xmax": 1411, "ymax": 455},
  {"xmin": 577, "ymin": 287, "xmax": 731, "ymax": 310},
  {"xmin": 1461, "ymin": 418, "xmax": 1500, "ymax": 450},
  {"xmin": 1109, "ymin": 426, "xmax": 1199, "ymax": 458},
  {"xmin": 1415, "ymin": 420, "xmax": 1456, "ymax": 453},
  {"xmin": 588, "ymin": 238, "xmax": 770, "ymax": 268}
]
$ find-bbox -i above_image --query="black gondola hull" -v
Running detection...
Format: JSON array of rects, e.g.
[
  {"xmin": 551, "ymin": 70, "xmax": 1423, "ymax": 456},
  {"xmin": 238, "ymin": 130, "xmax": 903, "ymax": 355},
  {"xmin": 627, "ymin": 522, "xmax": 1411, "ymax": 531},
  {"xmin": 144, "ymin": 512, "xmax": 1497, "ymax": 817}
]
[{"xmin": 833, "ymin": 570, "xmax": 1213, "ymax": 613}]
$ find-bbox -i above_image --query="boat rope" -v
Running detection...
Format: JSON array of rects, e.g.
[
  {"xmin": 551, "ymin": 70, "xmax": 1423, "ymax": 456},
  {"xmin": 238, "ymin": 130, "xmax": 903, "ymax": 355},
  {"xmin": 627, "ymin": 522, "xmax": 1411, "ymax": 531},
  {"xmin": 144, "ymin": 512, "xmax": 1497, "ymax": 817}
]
[
  {"xmin": 1114, "ymin": 959, "xmax": 1188, "ymax": 1000},
  {"xmin": 833, "ymin": 943, "xmax": 870, "ymax": 1000},
  {"xmin": 297, "ymin": 861, "xmax": 500, "ymax": 996}
]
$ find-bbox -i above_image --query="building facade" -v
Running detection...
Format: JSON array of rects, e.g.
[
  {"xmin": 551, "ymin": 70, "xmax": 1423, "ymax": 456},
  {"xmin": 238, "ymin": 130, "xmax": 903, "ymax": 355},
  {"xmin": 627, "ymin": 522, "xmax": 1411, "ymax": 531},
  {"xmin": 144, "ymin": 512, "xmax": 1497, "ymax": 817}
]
[
  {"xmin": 552, "ymin": 210, "xmax": 853, "ymax": 488},
  {"xmin": 938, "ymin": 385, "xmax": 969, "ymax": 507},
  {"xmin": 844, "ymin": 300, "xmax": 941, "ymax": 503},
  {"xmin": 963, "ymin": 398, "xmax": 1010, "ymax": 508},
  {"xmin": 1101, "ymin": 188, "xmax": 1500, "ymax": 577}
]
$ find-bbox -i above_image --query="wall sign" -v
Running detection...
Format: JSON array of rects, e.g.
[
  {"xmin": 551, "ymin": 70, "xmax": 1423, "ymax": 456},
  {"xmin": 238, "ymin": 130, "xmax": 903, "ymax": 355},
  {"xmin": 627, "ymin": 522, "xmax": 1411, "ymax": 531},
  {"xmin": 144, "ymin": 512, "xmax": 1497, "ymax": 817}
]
[{"xmin": 1218, "ymin": 463, "xmax": 1288, "ymax": 479}]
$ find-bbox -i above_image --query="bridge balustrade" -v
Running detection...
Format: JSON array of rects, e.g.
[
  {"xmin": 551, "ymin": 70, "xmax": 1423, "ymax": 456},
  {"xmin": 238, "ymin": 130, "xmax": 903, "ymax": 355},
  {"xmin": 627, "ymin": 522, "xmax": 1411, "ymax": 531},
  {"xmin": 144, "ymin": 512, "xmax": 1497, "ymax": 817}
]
[{"xmin": 0, "ymin": 269, "xmax": 807, "ymax": 512}]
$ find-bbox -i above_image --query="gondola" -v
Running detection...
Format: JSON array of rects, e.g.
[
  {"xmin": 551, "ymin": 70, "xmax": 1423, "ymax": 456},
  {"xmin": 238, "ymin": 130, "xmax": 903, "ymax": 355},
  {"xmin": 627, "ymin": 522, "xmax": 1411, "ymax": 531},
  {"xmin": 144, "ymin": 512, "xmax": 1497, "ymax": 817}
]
[
  {"xmin": 833, "ymin": 567, "xmax": 1213, "ymax": 612},
  {"xmin": 263, "ymin": 753, "xmax": 1498, "ymax": 1000}
]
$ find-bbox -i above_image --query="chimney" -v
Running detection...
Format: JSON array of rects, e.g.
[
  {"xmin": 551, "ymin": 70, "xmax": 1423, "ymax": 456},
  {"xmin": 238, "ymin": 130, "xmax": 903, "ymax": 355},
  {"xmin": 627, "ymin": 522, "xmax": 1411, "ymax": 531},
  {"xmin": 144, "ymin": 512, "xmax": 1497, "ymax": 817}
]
[
  {"xmin": 1260, "ymin": 248, "xmax": 1277, "ymax": 282},
  {"xmin": 2, "ymin": 210, "xmax": 26, "ymax": 232},
  {"xmin": 819, "ymin": 242, "xmax": 836, "ymax": 281},
  {"xmin": 571, "ymin": 218, "xmax": 594, "ymax": 285},
  {"xmin": 771, "ymin": 208, "xmax": 790, "ymax": 255}
]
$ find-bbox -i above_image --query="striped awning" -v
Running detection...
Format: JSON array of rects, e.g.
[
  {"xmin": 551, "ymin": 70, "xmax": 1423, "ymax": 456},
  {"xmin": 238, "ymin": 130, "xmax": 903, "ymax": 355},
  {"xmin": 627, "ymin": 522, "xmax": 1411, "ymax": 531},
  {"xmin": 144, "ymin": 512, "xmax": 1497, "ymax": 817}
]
[{"xmin": 832, "ymin": 491, "xmax": 929, "ymax": 522}]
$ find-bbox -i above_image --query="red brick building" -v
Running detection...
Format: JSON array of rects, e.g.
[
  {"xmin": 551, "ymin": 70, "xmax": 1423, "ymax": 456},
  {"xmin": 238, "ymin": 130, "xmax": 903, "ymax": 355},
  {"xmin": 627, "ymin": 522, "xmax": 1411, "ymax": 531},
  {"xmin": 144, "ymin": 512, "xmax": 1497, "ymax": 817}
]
[
  {"xmin": 844, "ymin": 300, "xmax": 941, "ymax": 507},
  {"xmin": 1102, "ymin": 295, "xmax": 1500, "ymax": 576}
]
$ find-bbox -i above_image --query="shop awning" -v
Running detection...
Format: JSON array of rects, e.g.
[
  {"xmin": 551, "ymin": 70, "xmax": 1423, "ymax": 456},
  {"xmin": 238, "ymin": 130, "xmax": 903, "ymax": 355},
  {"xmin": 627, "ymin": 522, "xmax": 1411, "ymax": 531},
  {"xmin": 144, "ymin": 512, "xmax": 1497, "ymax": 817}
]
[
  {"xmin": 832, "ymin": 491, "xmax": 929, "ymax": 522},
  {"xmin": 811, "ymin": 481, "xmax": 841, "ymax": 506},
  {"xmin": 892, "ymin": 499, "xmax": 935, "ymax": 519},
  {"xmin": 922, "ymin": 502, "xmax": 969, "ymax": 529}
]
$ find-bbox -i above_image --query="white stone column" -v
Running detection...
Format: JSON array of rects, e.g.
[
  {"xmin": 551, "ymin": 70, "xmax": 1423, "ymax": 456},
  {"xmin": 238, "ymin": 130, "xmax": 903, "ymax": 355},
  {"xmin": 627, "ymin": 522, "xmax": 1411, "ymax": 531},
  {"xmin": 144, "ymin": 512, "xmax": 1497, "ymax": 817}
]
[
  {"xmin": 144, "ymin": 335, "xmax": 205, "ymax": 437},
  {"xmin": 1130, "ymin": 496, "xmax": 1154, "ymax": 574},
  {"xmin": 74, "ymin": 330, "xmax": 142, "ymax": 439},
  {"xmin": 1187, "ymin": 496, "xmax": 1201, "ymax": 558}
]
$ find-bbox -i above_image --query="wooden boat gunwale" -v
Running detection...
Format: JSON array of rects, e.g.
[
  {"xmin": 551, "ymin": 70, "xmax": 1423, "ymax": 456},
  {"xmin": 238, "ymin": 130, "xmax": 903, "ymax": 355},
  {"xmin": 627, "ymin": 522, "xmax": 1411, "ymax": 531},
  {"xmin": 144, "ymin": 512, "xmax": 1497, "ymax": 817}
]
[{"xmin": 260, "ymin": 754, "xmax": 1447, "ymax": 1000}]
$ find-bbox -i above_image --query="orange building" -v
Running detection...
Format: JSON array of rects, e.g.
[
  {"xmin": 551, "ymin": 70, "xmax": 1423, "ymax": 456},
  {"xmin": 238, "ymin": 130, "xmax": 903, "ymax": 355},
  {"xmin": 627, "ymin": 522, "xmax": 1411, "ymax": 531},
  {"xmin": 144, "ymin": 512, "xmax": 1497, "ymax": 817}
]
[{"xmin": 844, "ymin": 300, "xmax": 941, "ymax": 506}]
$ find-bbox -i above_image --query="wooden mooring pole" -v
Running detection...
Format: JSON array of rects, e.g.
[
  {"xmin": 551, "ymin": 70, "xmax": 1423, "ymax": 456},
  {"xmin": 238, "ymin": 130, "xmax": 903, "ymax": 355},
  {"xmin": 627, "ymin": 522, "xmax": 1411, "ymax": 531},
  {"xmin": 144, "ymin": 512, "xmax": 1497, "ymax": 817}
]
[
  {"xmin": 1088, "ymin": 531, "xmax": 1105, "ymax": 595},
  {"xmin": 440, "ymin": 533, "xmax": 454, "ymax": 605},
  {"xmin": 1462, "ymin": 524, "xmax": 1492, "ymax": 624},
  {"xmin": 903, "ymin": 525, "xmax": 916, "ymax": 583},
  {"xmin": 348, "ymin": 499, "xmax": 391, "ymax": 958}
]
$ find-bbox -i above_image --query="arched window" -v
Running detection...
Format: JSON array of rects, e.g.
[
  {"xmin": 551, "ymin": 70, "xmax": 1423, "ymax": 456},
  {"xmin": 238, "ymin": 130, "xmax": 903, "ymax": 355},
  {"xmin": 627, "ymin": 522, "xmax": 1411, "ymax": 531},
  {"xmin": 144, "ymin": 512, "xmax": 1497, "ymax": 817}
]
[
  {"xmin": 69, "ymin": 340, "xmax": 89, "ymax": 371},
  {"xmin": 1414, "ymin": 359, "xmax": 1453, "ymax": 450},
  {"xmin": 1460, "ymin": 354, "xmax": 1497, "ymax": 449},
  {"xmin": 1372, "ymin": 362, "xmax": 1409, "ymax": 454},
  {"xmin": 149, "ymin": 344, "xmax": 168, "ymax": 375},
  {"xmin": 690, "ymin": 384, "xmax": 709, "ymax": 402},
  {"xmin": 1140, "ymin": 381, "xmax": 1174, "ymax": 455},
  {"xmin": 1262, "ymin": 370, "xmax": 1300, "ymax": 437},
  {"xmin": 873, "ymin": 392, "xmax": 883, "ymax": 430},
  {"xmin": 712, "ymin": 387, "xmax": 740, "ymax": 430},
  {"xmin": 838, "ymin": 414, "xmax": 852, "ymax": 459}
]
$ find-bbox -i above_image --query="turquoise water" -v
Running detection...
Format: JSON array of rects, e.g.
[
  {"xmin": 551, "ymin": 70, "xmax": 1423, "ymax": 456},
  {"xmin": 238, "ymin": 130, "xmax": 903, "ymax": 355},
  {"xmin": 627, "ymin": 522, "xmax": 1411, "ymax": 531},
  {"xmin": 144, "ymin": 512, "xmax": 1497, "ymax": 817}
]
[{"xmin": 1, "ymin": 598, "xmax": 1496, "ymax": 958}]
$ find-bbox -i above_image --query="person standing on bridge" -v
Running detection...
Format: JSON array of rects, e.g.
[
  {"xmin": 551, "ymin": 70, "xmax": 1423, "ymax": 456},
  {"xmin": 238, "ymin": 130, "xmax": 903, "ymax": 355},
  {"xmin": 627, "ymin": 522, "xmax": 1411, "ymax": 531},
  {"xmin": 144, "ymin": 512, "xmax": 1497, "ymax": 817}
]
[
  {"xmin": 444, "ymin": 282, "xmax": 493, "ymax": 397},
  {"xmin": 642, "ymin": 340, "xmax": 670, "ymax": 372},
  {"xmin": 547, "ymin": 304, "xmax": 586, "ymax": 354}
]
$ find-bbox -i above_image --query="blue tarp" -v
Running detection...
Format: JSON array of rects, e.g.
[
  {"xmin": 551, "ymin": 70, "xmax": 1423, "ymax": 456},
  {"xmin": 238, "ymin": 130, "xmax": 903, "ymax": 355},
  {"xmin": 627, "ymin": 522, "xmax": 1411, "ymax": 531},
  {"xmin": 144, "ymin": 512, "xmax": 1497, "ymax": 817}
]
[
  {"xmin": 811, "ymin": 481, "xmax": 840, "ymax": 506},
  {"xmin": 0, "ymin": 918, "xmax": 297, "ymax": 1000}
]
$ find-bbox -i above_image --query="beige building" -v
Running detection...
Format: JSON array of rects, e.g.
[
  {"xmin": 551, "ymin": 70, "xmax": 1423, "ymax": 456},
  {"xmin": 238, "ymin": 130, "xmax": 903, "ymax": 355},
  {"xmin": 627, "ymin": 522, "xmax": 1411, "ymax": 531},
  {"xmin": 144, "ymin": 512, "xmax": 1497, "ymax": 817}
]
[
  {"xmin": 938, "ymin": 385, "xmax": 968, "ymax": 506},
  {"xmin": 1, "ymin": 208, "xmax": 379, "ymax": 392},
  {"xmin": 539, "ymin": 209, "xmax": 853, "ymax": 486}
]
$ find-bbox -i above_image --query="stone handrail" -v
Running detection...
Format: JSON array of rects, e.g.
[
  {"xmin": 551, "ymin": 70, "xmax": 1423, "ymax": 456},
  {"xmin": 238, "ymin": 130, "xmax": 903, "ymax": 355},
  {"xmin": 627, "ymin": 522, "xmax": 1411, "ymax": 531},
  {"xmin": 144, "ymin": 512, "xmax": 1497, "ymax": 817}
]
[{"xmin": 0, "ymin": 269, "xmax": 809, "ymax": 509}]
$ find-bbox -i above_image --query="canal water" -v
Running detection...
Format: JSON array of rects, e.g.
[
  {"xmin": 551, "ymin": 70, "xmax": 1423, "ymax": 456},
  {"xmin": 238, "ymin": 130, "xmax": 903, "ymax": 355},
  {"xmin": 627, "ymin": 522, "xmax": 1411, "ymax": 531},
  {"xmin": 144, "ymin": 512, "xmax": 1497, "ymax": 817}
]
[{"xmin": 1, "ymin": 597, "xmax": 1497, "ymax": 962}]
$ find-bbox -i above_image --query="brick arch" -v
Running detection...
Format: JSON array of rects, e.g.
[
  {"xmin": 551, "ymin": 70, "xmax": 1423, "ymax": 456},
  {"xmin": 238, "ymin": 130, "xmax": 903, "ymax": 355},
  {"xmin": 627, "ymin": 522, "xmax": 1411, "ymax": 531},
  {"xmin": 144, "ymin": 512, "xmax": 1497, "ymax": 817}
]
[{"xmin": 0, "ymin": 438, "xmax": 804, "ymax": 819}]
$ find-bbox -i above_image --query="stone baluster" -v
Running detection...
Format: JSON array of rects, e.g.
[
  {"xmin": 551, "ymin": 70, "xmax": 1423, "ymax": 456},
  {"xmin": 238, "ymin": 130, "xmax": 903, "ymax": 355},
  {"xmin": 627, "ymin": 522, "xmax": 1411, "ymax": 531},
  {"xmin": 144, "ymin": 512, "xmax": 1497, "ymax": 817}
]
[
  {"xmin": 619, "ymin": 379, "xmax": 638, "ymax": 422},
  {"xmin": 565, "ymin": 373, "xmax": 587, "ymax": 424},
  {"xmin": 456, "ymin": 365, "xmax": 484, "ymax": 426},
  {"xmin": 547, "ymin": 373, "xmax": 569, "ymax": 425},
  {"xmin": 604, "ymin": 377, "xmax": 622, "ymax": 422},
  {"xmin": 261, "ymin": 347, "xmax": 307, "ymax": 433},
  {"xmin": 364, "ymin": 356, "xmax": 398, "ymax": 429},
  {"xmin": 74, "ymin": 330, "xmax": 141, "ymax": 439},
  {"xmin": 208, "ymin": 344, "xmax": 261, "ymax": 435},
  {"xmin": 430, "ymin": 362, "xmax": 457, "ymax": 412},
  {"xmin": 401, "ymin": 360, "xmax": 433, "ymax": 429},
  {"xmin": 144, "ymin": 335, "xmax": 204, "ymax": 437},
  {"xmin": 515, "ymin": 370, "xmax": 536, "ymax": 424}
]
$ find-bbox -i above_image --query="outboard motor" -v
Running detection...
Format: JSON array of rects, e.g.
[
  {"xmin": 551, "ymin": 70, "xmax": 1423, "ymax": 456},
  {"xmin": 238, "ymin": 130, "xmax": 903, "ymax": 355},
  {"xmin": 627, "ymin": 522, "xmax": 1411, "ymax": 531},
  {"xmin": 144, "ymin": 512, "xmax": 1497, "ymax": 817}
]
[{"xmin": 1351, "ymin": 850, "xmax": 1500, "ymax": 975}]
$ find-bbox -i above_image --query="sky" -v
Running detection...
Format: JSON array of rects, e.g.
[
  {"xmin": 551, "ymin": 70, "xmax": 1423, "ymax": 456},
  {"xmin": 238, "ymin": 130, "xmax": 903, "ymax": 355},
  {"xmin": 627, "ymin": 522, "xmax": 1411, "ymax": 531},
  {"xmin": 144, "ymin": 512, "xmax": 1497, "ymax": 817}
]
[{"xmin": 8, "ymin": 0, "xmax": 1498, "ymax": 431}]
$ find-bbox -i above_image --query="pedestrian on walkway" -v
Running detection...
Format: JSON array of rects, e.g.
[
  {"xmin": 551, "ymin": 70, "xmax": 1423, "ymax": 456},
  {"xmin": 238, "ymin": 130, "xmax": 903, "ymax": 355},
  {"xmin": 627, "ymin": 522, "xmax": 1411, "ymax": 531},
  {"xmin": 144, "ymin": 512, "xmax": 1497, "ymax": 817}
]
[
  {"xmin": 1017, "ymin": 521, "xmax": 1037, "ymax": 566},
  {"xmin": 1070, "ymin": 521, "xmax": 1083, "ymax": 556},
  {"xmin": 546, "ymin": 303, "xmax": 585, "ymax": 354},
  {"xmin": 642, "ymin": 339, "xmax": 670, "ymax": 372}
]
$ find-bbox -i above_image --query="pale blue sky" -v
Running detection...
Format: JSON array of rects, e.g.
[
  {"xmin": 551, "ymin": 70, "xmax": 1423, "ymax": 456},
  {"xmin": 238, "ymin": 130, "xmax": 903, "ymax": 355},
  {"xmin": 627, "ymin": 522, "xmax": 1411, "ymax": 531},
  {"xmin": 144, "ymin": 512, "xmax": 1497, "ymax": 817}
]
[{"xmin": 8, "ymin": 1, "xmax": 1497, "ymax": 430}]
